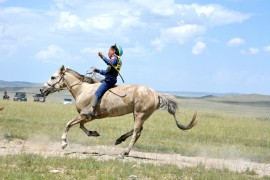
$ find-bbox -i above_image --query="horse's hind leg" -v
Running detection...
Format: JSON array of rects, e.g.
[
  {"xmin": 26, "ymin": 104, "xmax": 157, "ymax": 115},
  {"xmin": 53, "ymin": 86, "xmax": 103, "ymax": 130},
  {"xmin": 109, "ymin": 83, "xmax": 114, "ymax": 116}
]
[
  {"xmin": 118, "ymin": 112, "xmax": 148, "ymax": 158},
  {"xmin": 115, "ymin": 127, "xmax": 143, "ymax": 145},
  {"xmin": 115, "ymin": 129, "xmax": 133, "ymax": 145},
  {"xmin": 80, "ymin": 122, "xmax": 100, "ymax": 137},
  {"xmin": 61, "ymin": 116, "xmax": 83, "ymax": 149}
]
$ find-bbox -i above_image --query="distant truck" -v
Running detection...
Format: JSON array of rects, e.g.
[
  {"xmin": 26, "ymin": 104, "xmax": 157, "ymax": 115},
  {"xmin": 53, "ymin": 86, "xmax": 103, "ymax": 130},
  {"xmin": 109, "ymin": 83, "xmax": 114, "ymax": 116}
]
[
  {"xmin": 33, "ymin": 93, "xmax": 46, "ymax": 102},
  {"xmin": 13, "ymin": 92, "xmax": 27, "ymax": 101}
]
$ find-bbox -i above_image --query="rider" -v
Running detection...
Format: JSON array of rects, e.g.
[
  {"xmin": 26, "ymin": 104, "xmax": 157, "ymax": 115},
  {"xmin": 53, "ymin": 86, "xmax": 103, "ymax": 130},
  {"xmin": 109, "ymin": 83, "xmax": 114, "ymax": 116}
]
[
  {"xmin": 4, "ymin": 90, "xmax": 8, "ymax": 98},
  {"xmin": 81, "ymin": 44, "xmax": 123, "ymax": 117}
]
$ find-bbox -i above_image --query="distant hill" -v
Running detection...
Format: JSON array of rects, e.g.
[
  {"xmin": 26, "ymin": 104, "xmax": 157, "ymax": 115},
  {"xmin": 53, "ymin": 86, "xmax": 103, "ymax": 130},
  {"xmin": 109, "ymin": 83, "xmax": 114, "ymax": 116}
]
[
  {"xmin": 0, "ymin": 80, "xmax": 41, "ymax": 87},
  {"xmin": 158, "ymin": 91, "xmax": 242, "ymax": 97},
  {"xmin": 0, "ymin": 80, "xmax": 42, "ymax": 91}
]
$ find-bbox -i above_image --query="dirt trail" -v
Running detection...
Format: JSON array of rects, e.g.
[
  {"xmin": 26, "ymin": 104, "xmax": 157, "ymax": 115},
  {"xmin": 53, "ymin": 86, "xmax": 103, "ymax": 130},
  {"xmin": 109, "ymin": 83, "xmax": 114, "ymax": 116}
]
[{"xmin": 1, "ymin": 139, "xmax": 270, "ymax": 177}]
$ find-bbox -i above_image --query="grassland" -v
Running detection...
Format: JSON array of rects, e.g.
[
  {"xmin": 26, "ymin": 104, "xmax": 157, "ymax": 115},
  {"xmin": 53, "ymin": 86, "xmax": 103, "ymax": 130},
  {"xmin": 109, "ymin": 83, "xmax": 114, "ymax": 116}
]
[
  {"xmin": 0, "ymin": 154, "xmax": 262, "ymax": 180},
  {"xmin": 0, "ymin": 92, "xmax": 270, "ymax": 179}
]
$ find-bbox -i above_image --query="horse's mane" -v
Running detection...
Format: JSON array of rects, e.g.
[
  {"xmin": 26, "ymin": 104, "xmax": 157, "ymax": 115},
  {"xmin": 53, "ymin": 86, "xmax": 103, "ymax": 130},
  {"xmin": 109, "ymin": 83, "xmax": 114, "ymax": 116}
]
[{"xmin": 65, "ymin": 68, "xmax": 101, "ymax": 84}]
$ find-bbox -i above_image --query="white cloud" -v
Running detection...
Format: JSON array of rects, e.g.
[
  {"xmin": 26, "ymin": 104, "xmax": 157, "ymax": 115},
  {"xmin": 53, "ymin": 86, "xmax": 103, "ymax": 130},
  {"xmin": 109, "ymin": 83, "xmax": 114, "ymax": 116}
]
[
  {"xmin": 152, "ymin": 24, "xmax": 206, "ymax": 50},
  {"xmin": 53, "ymin": 11, "xmax": 117, "ymax": 32},
  {"xmin": 53, "ymin": 0, "xmax": 84, "ymax": 9},
  {"xmin": 121, "ymin": 13, "xmax": 146, "ymax": 28},
  {"xmin": 52, "ymin": 9, "xmax": 144, "ymax": 34},
  {"xmin": 48, "ymin": 1, "xmax": 251, "ymax": 52},
  {"xmin": 248, "ymin": 48, "xmax": 259, "ymax": 55},
  {"xmin": 227, "ymin": 37, "xmax": 245, "ymax": 47},
  {"xmin": 192, "ymin": 41, "xmax": 207, "ymax": 55},
  {"xmin": 0, "ymin": 0, "xmax": 253, "ymax": 59},
  {"xmin": 151, "ymin": 38, "xmax": 164, "ymax": 51},
  {"xmin": 180, "ymin": 3, "xmax": 250, "ymax": 26},
  {"xmin": 58, "ymin": 11, "xmax": 80, "ymax": 28},
  {"xmin": 35, "ymin": 44, "xmax": 80, "ymax": 63},
  {"xmin": 264, "ymin": 46, "xmax": 270, "ymax": 53},
  {"xmin": 86, "ymin": 15, "xmax": 115, "ymax": 31},
  {"xmin": 149, "ymin": 3, "xmax": 250, "ymax": 50},
  {"xmin": 241, "ymin": 47, "xmax": 260, "ymax": 55},
  {"xmin": 130, "ymin": 0, "xmax": 175, "ymax": 16}
]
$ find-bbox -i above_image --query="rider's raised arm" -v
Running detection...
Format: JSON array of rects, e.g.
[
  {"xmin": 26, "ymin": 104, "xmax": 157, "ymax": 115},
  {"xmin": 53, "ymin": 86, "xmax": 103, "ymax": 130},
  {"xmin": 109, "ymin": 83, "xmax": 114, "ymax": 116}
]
[{"xmin": 101, "ymin": 55, "xmax": 118, "ymax": 66}]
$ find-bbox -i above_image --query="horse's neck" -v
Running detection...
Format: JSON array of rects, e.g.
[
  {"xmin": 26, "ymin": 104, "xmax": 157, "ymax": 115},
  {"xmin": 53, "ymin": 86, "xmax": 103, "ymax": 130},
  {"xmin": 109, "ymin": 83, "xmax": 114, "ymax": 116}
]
[{"xmin": 64, "ymin": 73, "xmax": 85, "ymax": 99}]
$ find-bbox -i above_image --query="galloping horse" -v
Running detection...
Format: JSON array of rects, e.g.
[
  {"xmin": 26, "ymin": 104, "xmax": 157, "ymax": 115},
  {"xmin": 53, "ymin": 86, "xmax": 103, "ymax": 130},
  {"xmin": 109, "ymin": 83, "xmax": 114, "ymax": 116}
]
[{"xmin": 40, "ymin": 65, "xmax": 197, "ymax": 158}]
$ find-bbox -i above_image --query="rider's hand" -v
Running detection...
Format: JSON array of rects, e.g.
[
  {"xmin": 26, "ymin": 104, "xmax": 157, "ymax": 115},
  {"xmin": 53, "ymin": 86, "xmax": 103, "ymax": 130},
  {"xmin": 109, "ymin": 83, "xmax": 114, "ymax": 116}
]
[
  {"xmin": 98, "ymin": 52, "xmax": 103, "ymax": 58},
  {"xmin": 94, "ymin": 68, "xmax": 100, "ymax": 73}
]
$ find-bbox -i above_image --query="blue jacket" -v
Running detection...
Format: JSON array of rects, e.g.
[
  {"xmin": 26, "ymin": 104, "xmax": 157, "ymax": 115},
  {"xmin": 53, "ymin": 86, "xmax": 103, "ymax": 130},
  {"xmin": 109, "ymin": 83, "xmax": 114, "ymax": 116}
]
[{"xmin": 99, "ymin": 55, "xmax": 119, "ymax": 79}]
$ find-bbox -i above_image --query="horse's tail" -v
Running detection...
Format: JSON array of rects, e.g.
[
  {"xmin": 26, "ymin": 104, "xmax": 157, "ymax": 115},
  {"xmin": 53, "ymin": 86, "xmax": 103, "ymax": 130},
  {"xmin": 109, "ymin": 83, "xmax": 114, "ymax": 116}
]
[
  {"xmin": 0, "ymin": 107, "xmax": 4, "ymax": 111},
  {"xmin": 158, "ymin": 94, "xmax": 197, "ymax": 130}
]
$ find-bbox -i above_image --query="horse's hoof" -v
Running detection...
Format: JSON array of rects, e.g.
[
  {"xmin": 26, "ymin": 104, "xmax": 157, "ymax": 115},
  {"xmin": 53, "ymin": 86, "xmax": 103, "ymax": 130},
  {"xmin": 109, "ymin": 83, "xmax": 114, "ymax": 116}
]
[
  {"xmin": 115, "ymin": 139, "xmax": 122, "ymax": 145},
  {"xmin": 116, "ymin": 151, "xmax": 129, "ymax": 159},
  {"xmin": 92, "ymin": 131, "xmax": 100, "ymax": 137},
  {"xmin": 62, "ymin": 142, "xmax": 68, "ymax": 150},
  {"xmin": 88, "ymin": 131, "xmax": 100, "ymax": 137},
  {"xmin": 116, "ymin": 154, "xmax": 125, "ymax": 159}
]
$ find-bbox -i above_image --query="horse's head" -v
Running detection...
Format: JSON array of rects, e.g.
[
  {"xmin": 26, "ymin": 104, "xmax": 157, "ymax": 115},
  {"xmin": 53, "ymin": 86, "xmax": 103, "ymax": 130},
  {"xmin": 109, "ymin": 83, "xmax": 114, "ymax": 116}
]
[{"xmin": 40, "ymin": 65, "xmax": 67, "ymax": 96}]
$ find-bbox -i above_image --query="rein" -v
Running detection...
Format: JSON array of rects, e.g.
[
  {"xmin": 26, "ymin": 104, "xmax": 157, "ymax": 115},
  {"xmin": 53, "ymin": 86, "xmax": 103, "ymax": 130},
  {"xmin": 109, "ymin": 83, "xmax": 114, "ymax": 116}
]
[
  {"xmin": 46, "ymin": 71, "xmax": 82, "ymax": 92},
  {"xmin": 46, "ymin": 68, "xmax": 126, "ymax": 98},
  {"xmin": 108, "ymin": 89, "xmax": 126, "ymax": 98}
]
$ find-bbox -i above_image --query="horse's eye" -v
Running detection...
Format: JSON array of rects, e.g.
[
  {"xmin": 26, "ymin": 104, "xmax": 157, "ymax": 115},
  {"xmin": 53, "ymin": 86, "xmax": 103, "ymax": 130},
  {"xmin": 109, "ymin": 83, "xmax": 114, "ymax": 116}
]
[{"xmin": 51, "ymin": 76, "xmax": 55, "ymax": 80}]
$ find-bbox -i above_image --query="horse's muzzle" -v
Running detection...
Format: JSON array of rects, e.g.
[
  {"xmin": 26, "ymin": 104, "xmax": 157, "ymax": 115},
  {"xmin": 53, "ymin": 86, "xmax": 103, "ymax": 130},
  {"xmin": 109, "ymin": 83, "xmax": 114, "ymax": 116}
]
[{"xmin": 40, "ymin": 87, "xmax": 50, "ymax": 97}]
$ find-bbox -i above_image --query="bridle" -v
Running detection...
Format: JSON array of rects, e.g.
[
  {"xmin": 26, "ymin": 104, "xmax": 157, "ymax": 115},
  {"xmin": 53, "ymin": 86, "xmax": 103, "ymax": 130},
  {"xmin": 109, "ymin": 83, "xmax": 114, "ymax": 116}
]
[
  {"xmin": 45, "ymin": 70, "xmax": 83, "ymax": 92},
  {"xmin": 46, "ymin": 73, "xmax": 64, "ymax": 89}
]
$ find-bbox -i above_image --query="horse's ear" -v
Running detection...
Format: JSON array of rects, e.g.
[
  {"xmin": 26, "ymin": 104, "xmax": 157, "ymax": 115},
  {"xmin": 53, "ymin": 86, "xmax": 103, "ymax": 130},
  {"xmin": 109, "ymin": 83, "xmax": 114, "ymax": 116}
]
[{"xmin": 60, "ymin": 65, "xmax": 65, "ymax": 73}]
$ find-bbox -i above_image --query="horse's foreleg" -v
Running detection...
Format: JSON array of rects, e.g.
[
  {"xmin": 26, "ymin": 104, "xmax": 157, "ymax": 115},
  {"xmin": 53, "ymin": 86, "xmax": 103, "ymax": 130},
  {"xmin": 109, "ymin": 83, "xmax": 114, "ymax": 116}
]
[
  {"xmin": 61, "ymin": 116, "xmax": 82, "ymax": 149},
  {"xmin": 80, "ymin": 122, "xmax": 100, "ymax": 137}
]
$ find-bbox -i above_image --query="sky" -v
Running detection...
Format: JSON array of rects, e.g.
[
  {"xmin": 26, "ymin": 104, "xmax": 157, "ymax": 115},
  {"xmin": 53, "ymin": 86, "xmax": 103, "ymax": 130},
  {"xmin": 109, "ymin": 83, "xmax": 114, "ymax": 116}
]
[{"xmin": 1, "ymin": 0, "xmax": 270, "ymax": 95}]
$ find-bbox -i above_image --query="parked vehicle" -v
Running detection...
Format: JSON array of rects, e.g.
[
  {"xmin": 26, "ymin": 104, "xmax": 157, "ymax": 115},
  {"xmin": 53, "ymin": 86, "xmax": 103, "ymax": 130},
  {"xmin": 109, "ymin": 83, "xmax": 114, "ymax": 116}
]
[
  {"xmin": 13, "ymin": 92, "xmax": 27, "ymax": 101},
  {"xmin": 63, "ymin": 98, "xmax": 72, "ymax": 104},
  {"xmin": 33, "ymin": 93, "xmax": 46, "ymax": 102}
]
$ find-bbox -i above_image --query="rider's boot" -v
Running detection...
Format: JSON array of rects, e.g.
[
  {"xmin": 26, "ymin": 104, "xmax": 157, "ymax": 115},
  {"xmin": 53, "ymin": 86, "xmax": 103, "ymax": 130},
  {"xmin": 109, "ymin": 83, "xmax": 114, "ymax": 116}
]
[{"xmin": 80, "ymin": 96, "xmax": 98, "ymax": 117}]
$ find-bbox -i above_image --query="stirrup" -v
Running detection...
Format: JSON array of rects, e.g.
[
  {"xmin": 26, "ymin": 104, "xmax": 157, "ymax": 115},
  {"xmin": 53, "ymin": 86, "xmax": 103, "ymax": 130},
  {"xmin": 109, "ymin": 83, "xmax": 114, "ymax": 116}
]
[{"xmin": 80, "ymin": 111, "xmax": 95, "ymax": 117}]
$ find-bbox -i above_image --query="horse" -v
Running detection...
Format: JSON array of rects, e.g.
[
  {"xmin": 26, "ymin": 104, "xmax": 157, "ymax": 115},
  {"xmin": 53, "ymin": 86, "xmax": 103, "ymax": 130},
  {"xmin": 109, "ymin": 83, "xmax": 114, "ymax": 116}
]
[{"xmin": 40, "ymin": 65, "xmax": 197, "ymax": 158}]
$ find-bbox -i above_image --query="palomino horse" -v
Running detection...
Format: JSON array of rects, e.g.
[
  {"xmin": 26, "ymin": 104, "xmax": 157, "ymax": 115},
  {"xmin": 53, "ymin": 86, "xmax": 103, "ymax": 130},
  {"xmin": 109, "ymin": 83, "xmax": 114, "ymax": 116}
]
[{"xmin": 40, "ymin": 65, "xmax": 197, "ymax": 158}]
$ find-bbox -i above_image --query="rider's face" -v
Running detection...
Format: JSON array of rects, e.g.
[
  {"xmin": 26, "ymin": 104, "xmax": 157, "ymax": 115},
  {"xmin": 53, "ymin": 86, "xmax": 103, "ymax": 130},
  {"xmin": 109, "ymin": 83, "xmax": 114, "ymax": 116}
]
[{"xmin": 108, "ymin": 48, "xmax": 116, "ymax": 57}]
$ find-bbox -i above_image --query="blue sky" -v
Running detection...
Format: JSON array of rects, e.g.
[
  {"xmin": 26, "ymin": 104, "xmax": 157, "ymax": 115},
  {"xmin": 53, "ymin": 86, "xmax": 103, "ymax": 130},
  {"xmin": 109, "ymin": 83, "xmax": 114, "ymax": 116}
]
[{"xmin": 1, "ymin": 0, "xmax": 270, "ymax": 94}]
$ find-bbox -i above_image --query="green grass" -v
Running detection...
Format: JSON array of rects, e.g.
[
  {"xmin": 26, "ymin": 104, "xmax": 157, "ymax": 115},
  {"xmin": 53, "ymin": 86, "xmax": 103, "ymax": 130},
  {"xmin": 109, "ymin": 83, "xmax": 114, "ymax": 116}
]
[
  {"xmin": 1, "ymin": 94, "xmax": 270, "ymax": 179},
  {"xmin": 1, "ymin": 98, "xmax": 270, "ymax": 163},
  {"xmin": 0, "ymin": 154, "xmax": 266, "ymax": 180}
]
